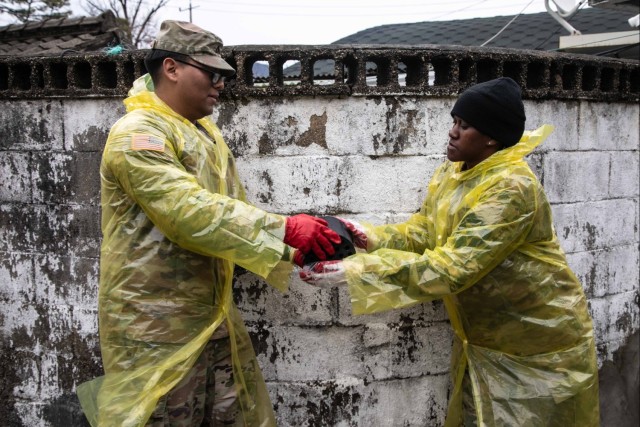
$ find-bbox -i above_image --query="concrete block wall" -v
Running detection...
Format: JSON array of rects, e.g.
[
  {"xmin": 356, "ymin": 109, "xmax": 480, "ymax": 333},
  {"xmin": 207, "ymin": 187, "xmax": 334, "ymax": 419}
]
[{"xmin": 1, "ymin": 92, "xmax": 638, "ymax": 426}]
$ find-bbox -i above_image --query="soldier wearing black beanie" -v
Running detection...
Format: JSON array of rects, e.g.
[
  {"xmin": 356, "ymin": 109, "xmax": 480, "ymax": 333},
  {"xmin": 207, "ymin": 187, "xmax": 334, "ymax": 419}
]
[{"xmin": 450, "ymin": 77, "xmax": 526, "ymax": 148}]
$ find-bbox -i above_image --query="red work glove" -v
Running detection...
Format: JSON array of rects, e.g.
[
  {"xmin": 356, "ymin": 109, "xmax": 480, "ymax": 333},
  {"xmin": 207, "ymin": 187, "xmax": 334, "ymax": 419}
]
[
  {"xmin": 292, "ymin": 249, "xmax": 305, "ymax": 268},
  {"xmin": 284, "ymin": 214, "xmax": 341, "ymax": 262},
  {"xmin": 336, "ymin": 217, "xmax": 368, "ymax": 250}
]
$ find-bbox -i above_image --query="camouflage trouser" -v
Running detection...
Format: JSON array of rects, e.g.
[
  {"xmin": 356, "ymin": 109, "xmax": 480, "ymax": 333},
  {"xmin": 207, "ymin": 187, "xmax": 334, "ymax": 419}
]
[{"xmin": 146, "ymin": 337, "xmax": 238, "ymax": 426}]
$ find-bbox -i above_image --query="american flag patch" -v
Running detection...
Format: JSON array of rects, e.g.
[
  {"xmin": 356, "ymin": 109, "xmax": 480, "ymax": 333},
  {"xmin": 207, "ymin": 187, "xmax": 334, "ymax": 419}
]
[{"xmin": 131, "ymin": 134, "xmax": 165, "ymax": 152}]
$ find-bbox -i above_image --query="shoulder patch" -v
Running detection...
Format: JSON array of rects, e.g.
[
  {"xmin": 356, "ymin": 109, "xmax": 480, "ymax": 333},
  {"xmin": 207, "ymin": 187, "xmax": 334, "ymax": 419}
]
[{"xmin": 131, "ymin": 134, "xmax": 165, "ymax": 152}]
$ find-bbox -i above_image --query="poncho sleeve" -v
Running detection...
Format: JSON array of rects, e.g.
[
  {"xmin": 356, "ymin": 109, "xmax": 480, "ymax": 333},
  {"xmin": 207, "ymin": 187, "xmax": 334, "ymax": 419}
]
[
  {"xmin": 345, "ymin": 169, "xmax": 538, "ymax": 315},
  {"xmin": 102, "ymin": 117, "xmax": 289, "ymax": 283}
]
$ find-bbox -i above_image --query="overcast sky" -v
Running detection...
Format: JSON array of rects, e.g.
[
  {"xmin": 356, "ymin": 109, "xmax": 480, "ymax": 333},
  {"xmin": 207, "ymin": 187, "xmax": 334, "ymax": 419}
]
[
  {"xmin": 153, "ymin": 0, "xmax": 555, "ymax": 46},
  {"xmin": 2, "ymin": 0, "xmax": 579, "ymax": 46}
]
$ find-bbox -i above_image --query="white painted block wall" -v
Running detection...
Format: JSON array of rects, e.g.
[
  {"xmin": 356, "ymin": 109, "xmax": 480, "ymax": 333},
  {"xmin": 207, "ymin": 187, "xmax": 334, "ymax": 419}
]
[{"xmin": 0, "ymin": 96, "xmax": 638, "ymax": 426}]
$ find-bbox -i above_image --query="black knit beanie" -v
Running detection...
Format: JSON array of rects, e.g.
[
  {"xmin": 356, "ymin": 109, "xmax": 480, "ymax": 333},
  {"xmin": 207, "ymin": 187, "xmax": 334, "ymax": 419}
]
[{"xmin": 450, "ymin": 77, "xmax": 526, "ymax": 148}]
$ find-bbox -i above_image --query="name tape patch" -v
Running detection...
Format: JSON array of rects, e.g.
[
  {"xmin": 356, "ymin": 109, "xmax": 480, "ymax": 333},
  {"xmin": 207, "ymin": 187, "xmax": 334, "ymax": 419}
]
[{"xmin": 131, "ymin": 134, "xmax": 165, "ymax": 152}]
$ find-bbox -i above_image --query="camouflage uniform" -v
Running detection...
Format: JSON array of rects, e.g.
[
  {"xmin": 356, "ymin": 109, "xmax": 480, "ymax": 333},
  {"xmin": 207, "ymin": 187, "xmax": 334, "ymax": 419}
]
[
  {"xmin": 345, "ymin": 126, "xmax": 599, "ymax": 426},
  {"xmin": 146, "ymin": 331, "xmax": 238, "ymax": 426},
  {"xmin": 77, "ymin": 22, "xmax": 293, "ymax": 424}
]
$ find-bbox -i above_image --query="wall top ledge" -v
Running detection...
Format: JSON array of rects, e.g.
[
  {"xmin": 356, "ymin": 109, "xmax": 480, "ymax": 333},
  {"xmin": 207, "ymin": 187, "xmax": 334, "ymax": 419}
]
[{"xmin": 0, "ymin": 44, "xmax": 637, "ymax": 101}]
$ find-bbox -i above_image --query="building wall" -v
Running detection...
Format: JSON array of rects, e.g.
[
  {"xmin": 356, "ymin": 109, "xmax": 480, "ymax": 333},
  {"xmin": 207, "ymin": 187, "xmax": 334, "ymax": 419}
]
[{"xmin": 0, "ymin": 47, "xmax": 638, "ymax": 426}]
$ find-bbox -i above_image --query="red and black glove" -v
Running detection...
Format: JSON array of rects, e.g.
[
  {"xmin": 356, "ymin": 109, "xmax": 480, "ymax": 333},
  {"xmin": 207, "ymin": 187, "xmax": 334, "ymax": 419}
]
[
  {"xmin": 336, "ymin": 217, "xmax": 368, "ymax": 250},
  {"xmin": 284, "ymin": 214, "xmax": 341, "ymax": 266}
]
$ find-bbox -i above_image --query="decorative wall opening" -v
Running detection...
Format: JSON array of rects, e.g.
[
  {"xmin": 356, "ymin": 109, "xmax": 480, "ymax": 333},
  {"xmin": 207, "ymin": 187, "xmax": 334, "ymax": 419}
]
[
  {"xmin": 73, "ymin": 62, "xmax": 92, "ymax": 89},
  {"xmin": 96, "ymin": 61, "xmax": 117, "ymax": 88},
  {"xmin": 12, "ymin": 62, "xmax": 31, "ymax": 90},
  {"xmin": 313, "ymin": 59, "xmax": 334, "ymax": 86},
  {"xmin": 431, "ymin": 56, "xmax": 452, "ymax": 86},
  {"xmin": 527, "ymin": 61, "xmax": 547, "ymax": 88},
  {"xmin": 582, "ymin": 65, "xmax": 598, "ymax": 91},
  {"xmin": 0, "ymin": 46, "xmax": 636, "ymax": 101},
  {"xmin": 50, "ymin": 62, "xmax": 68, "ymax": 89}
]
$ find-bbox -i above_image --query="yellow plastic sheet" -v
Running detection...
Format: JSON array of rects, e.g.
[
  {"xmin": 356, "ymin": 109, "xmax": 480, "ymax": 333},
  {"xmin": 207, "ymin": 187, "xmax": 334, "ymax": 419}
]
[
  {"xmin": 345, "ymin": 125, "xmax": 599, "ymax": 426},
  {"xmin": 77, "ymin": 75, "xmax": 291, "ymax": 426}
]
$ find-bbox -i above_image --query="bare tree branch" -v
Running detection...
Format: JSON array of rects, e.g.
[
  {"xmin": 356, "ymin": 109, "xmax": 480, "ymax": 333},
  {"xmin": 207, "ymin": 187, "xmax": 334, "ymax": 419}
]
[
  {"xmin": 79, "ymin": 0, "xmax": 168, "ymax": 48},
  {"xmin": 1, "ymin": 0, "xmax": 71, "ymax": 22}
]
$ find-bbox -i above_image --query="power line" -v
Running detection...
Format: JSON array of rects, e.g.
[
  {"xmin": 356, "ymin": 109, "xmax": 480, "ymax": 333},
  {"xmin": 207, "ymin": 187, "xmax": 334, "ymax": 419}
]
[
  {"xmin": 194, "ymin": 0, "xmax": 482, "ymax": 9},
  {"xmin": 480, "ymin": 0, "xmax": 535, "ymax": 46},
  {"xmin": 163, "ymin": 0, "xmax": 538, "ymax": 18},
  {"xmin": 594, "ymin": 42, "xmax": 639, "ymax": 56}
]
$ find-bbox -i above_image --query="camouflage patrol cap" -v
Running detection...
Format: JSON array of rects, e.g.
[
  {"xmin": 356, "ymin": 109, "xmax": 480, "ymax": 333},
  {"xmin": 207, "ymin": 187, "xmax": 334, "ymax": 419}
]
[{"xmin": 152, "ymin": 20, "xmax": 235, "ymax": 76}]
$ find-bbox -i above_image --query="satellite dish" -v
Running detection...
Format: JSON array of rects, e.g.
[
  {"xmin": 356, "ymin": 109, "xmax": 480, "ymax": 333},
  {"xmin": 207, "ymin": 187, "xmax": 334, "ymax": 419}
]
[
  {"xmin": 551, "ymin": 0, "xmax": 579, "ymax": 15},
  {"xmin": 545, "ymin": 0, "xmax": 585, "ymax": 34}
]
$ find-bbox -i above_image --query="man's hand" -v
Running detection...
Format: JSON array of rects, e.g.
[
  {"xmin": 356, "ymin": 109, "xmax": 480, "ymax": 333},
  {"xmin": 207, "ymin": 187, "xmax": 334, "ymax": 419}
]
[
  {"xmin": 284, "ymin": 214, "xmax": 341, "ymax": 262},
  {"xmin": 337, "ymin": 218, "xmax": 368, "ymax": 250},
  {"xmin": 299, "ymin": 260, "xmax": 347, "ymax": 287}
]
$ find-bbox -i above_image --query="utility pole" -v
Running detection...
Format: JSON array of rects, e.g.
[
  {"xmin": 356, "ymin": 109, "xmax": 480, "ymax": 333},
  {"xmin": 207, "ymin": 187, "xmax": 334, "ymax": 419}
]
[{"xmin": 179, "ymin": 0, "xmax": 199, "ymax": 23}]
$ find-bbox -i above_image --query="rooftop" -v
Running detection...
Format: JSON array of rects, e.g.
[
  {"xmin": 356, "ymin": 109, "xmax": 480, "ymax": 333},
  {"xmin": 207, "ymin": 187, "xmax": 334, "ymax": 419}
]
[
  {"xmin": 333, "ymin": 7, "xmax": 637, "ymax": 55},
  {"xmin": 0, "ymin": 11, "xmax": 129, "ymax": 57}
]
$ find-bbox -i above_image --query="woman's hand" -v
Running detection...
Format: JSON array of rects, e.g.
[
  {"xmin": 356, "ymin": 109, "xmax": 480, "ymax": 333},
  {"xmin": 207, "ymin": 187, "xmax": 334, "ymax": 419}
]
[
  {"xmin": 336, "ymin": 218, "xmax": 368, "ymax": 250},
  {"xmin": 299, "ymin": 260, "xmax": 347, "ymax": 287}
]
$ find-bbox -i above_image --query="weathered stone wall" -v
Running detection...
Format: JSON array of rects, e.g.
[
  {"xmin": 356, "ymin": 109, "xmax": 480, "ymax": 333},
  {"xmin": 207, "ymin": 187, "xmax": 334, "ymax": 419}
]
[{"xmin": 0, "ymin": 46, "xmax": 638, "ymax": 426}]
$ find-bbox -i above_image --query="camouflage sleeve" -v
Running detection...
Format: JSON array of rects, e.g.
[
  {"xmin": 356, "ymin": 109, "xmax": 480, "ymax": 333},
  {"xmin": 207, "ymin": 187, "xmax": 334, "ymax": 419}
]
[{"xmin": 103, "ymin": 124, "xmax": 287, "ymax": 280}]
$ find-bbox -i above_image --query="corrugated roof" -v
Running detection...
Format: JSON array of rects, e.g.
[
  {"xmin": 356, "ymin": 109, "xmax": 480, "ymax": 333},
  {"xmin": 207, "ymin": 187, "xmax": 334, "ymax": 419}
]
[
  {"xmin": 0, "ymin": 11, "xmax": 129, "ymax": 57},
  {"xmin": 332, "ymin": 7, "xmax": 634, "ymax": 51}
]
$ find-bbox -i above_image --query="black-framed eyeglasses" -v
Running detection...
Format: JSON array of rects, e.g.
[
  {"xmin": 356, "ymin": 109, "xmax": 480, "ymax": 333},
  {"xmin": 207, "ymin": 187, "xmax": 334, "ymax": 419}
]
[{"xmin": 174, "ymin": 58, "xmax": 226, "ymax": 85}]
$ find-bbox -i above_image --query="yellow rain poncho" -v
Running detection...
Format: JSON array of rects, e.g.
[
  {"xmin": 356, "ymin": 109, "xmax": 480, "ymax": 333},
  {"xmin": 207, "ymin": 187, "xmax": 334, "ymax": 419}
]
[
  {"xmin": 77, "ymin": 75, "xmax": 293, "ymax": 426},
  {"xmin": 344, "ymin": 125, "xmax": 599, "ymax": 426}
]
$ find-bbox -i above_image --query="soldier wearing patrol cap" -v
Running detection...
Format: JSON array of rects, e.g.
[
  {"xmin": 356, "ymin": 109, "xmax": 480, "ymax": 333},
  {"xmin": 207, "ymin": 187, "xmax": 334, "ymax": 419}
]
[{"xmin": 77, "ymin": 20, "xmax": 341, "ymax": 427}]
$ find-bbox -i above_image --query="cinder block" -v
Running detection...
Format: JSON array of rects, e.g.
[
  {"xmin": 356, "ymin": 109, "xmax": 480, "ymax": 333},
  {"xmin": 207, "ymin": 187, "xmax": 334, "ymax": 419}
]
[
  {"xmin": 357, "ymin": 375, "xmax": 449, "ymax": 427},
  {"xmin": 552, "ymin": 199, "xmax": 638, "ymax": 253},
  {"xmin": 326, "ymin": 97, "xmax": 394, "ymax": 156},
  {"xmin": 578, "ymin": 102, "xmax": 639, "ymax": 151},
  {"xmin": 38, "ymin": 351, "xmax": 60, "ymax": 398},
  {"xmin": 0, "ymin": 251, "xmax": 34, "ymax": 305},
  {"xmin": 266, "ymin": 325, "xmax": 365, "ymax": 381},
  {"xmin": 590, "ymin": 291, "xmax": 639, "ymax": 348},
  {"xmin": 0, "ymin": 204, "xmax": 36, "ymax": 252},
  {"xmin": 362, "ymin": 322, "xmax": 451, "ymax": 381},
  {"xmin": 524, "ymin": 100, "xmax": 580, "ymax": 151},
  {"xmin": 543, "ymin": 151, "xmax": 610, "ymax": 203},
  {"xmin": 268, "ymin": 378, "xmax": 365, "ymax": 426},
  {"xmin": 362, "ymin": 323, "xmax": 392, "ymax": 348},
  {"xmin": 236, "ymin": 156, "xmax": 341, "ymax": 214},
  {"xmin": 13, "ymin": 402, "xmax": 46, "ymax": 427},
  {"xmin": 31, "ymin": 152, "xmax": 101, "ymax": 206},
  {"xmin": 234, "ymin": 270, "xmax": 334, "ymax": 325},
  {"xmin": 66, "ymin": 206, "xmax": 101, "ymax": 259},
  {"xmin": 337, "ymin": 284, "xmax": 449, "ymax": 326},
  {"xmin": 1, "ymin": 305, "xmax": 39, "ymax": 342},
  {"xmin": 11, "ymin": 353, "xmax": 40, "ymax": 400},
  {"xmin": 0, "ymin": 152, "xmax": 31, "ymax": 203},
  {"xmin": 337, "ymin": 155, "xmax": 439, "ymax": 214},
  {"xmin": 567, "ymin": 245, "xmax": 639, "ymax": 298},
  {"xmin": 609, "ymin": 151, "xmax": 639, "ymax": 198},
  {"xmin": 360, "ymin": 98, "xmax": 439, "ymax": 157},
  {"xmin": 70, "ymin": 307, "xmax": 99, "ymax": 338},
  {"xmin": 0, "ymin": 100, "xmax": 64, "ymax": 151},
  {"xmin": 33, "ymin": 254, "xmax": 98, "ymax": 309},
  {"xmin": 62, "ymin": 99, "xmax": 124, "ymax": 152}
]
